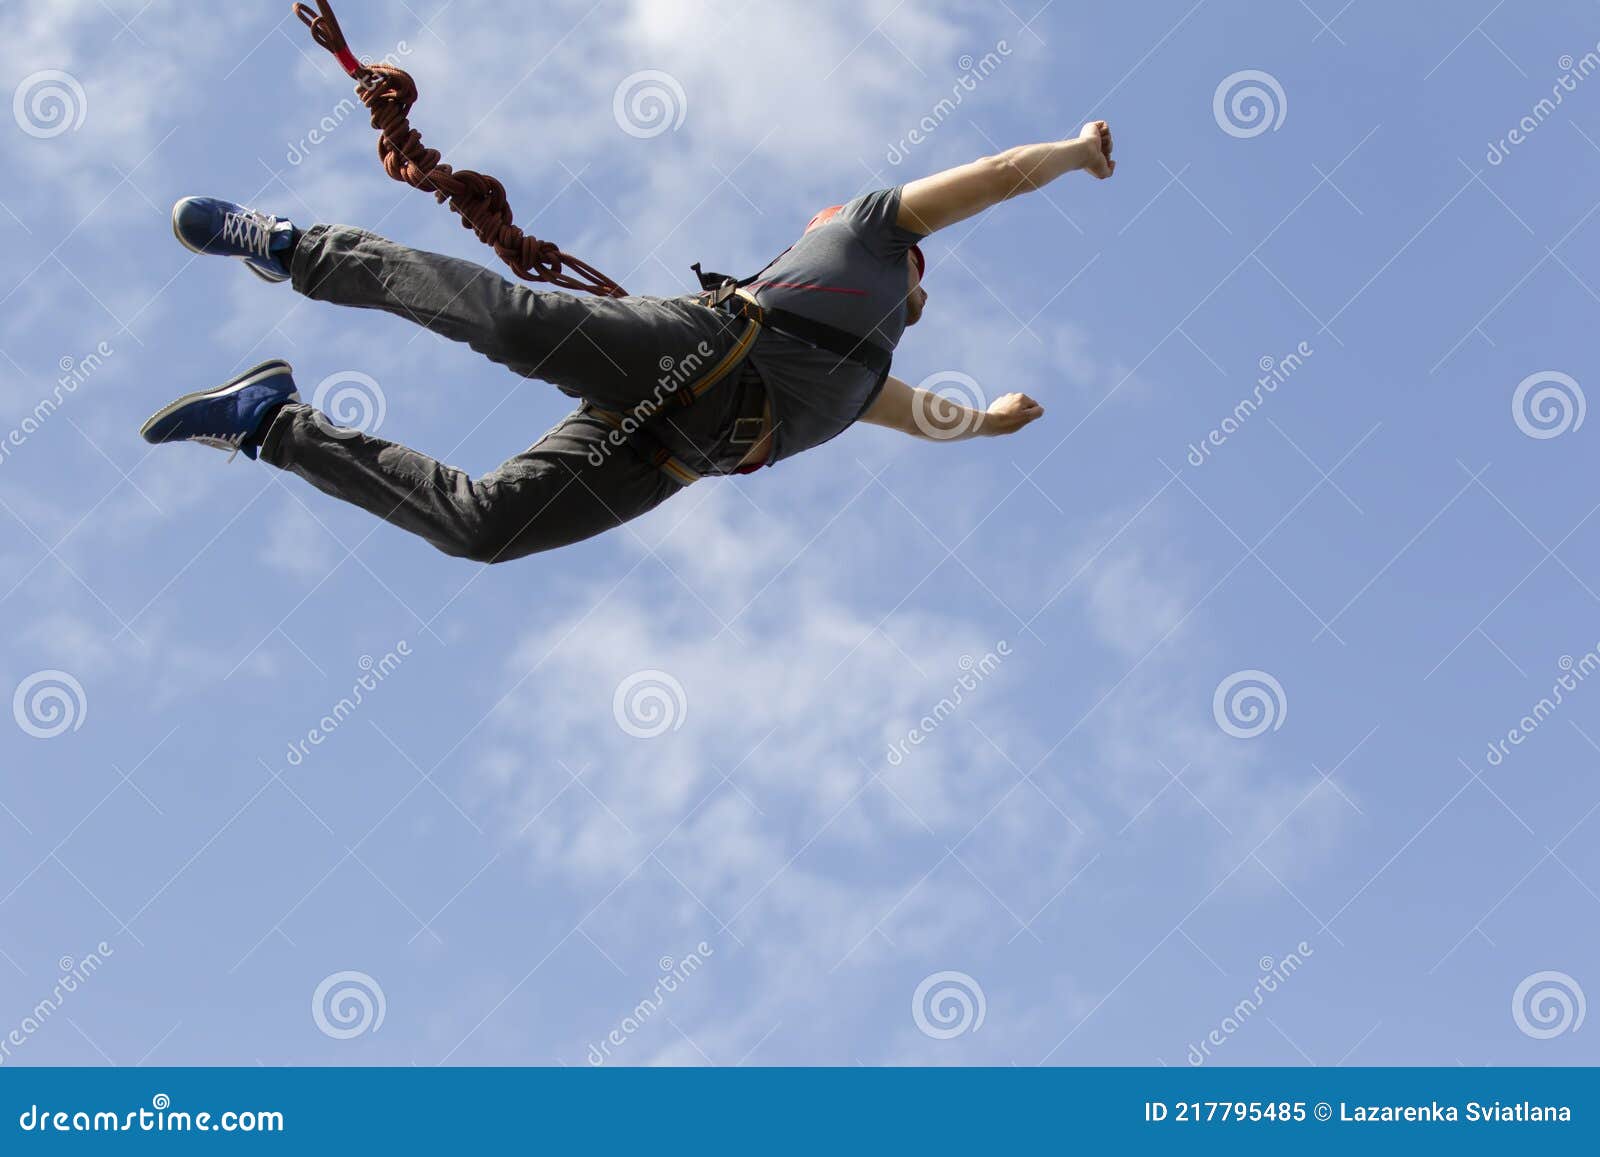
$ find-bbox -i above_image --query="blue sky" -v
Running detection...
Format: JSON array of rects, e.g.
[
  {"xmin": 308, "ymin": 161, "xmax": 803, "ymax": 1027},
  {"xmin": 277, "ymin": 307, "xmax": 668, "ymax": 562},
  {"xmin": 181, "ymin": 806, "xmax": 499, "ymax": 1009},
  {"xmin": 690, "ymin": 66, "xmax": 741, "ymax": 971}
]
[{"xmin": 1, "ymin": 0, "xmax": 1598, "ymax": 1068}]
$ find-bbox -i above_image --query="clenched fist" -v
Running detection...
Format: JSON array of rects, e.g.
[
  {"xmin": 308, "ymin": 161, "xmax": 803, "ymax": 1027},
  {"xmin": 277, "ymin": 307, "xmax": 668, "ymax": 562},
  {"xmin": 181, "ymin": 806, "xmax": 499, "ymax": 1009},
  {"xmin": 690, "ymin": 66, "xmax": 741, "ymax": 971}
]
[{"xmin": 984, "ymin": 392, "xmax": 1045, "ymax": 435}]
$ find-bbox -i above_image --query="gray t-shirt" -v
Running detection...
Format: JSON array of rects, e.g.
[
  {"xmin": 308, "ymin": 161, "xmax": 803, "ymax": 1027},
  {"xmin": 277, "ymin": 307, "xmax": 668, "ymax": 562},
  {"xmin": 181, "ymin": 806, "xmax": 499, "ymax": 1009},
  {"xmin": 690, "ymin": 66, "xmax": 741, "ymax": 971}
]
[{"xmin": 746, "ymin": 187, "xmax": 926, "ymax": 463}]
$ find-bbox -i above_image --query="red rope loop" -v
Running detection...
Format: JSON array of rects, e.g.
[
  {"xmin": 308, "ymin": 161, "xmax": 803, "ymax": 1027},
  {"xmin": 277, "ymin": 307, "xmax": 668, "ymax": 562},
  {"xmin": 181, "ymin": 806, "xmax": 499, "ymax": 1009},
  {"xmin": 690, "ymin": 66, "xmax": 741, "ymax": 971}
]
[{"xmin": 290, "ymin": 1, "xmax": 628, "ymax": 299}]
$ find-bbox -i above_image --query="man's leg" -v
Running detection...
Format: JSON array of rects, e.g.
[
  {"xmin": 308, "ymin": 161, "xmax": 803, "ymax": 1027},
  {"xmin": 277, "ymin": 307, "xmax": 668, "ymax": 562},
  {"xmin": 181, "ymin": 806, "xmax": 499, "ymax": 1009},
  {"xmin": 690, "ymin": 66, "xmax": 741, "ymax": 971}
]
[
  {"xmin": 290, "ymin": 224, "xmax": 741, "ymax": 412},
  {"xmin": 258, "ymin": 403, "xmax": 680, "ymax": 563}
]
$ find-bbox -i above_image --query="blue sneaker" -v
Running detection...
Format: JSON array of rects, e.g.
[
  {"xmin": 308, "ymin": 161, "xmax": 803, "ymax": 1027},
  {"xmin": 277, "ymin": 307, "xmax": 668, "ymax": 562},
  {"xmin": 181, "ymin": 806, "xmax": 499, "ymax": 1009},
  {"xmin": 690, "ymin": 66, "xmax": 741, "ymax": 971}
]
[
  {"xmin": 171, "ymin": 196, "xmax": 298, "ymax": 283},
  {"xmin": 139, "ymin": 360, "xmax": 299, "ymax": 460}
]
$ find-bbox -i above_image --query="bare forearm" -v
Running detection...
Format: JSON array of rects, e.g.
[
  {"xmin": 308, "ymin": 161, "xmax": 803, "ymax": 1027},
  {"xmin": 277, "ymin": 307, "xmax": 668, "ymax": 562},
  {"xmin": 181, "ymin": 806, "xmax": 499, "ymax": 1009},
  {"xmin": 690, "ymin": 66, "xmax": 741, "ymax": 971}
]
[
  {"xmin": 910, "ymin": 391, "xmax": 991, "ymax": 441},
  {"xmin": 899, "ymin": 122, "xmax": 1113, "ymax": 234},
  {"xmin": 991, "ymin": 139, "xmax": 1087, "ymax": 197},
  {"xmin": 921, "ymin": 394, "xmax": 1041, "ymax": 440},
  {"xmin": 861, "ymin": 376, "xmax": 1043, "ymax": 441}
]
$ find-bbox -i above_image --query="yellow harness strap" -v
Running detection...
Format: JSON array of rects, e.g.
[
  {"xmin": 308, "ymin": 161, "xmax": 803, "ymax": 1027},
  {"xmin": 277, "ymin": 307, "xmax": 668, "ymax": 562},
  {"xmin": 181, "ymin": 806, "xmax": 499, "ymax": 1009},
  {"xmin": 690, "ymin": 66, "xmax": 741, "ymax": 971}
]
[{"xmin": 588, "ymin": 300, "xmax": 762, "ymax": 486}]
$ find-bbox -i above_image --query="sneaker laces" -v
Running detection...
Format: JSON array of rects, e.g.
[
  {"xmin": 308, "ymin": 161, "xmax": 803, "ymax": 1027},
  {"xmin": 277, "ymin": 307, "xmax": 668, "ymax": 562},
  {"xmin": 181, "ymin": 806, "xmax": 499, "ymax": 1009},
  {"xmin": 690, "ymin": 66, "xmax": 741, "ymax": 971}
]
[
  {"xmin": 221, "ymin": 209, "xmax": 275, "ymax": 260},
  {"xmin": 190, "ymin": 432, "xmax": 247, "ymax": 462}
]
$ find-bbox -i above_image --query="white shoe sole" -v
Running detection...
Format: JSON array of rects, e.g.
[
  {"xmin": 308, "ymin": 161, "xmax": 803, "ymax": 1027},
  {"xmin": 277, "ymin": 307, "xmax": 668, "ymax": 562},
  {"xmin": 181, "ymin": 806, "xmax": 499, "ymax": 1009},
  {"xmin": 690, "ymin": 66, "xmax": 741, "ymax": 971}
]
[{"xmin": 139, "ymin": 360, "xmax": 297, "ymax": 441}]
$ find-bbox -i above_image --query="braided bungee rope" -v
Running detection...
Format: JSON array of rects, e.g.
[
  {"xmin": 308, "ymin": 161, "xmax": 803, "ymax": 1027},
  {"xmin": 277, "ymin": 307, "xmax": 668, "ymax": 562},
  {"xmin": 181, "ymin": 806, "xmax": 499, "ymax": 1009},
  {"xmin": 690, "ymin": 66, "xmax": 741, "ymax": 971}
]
[{"xmin": 291, "ymin": 0, "xmax": 628, "ymax": 298}]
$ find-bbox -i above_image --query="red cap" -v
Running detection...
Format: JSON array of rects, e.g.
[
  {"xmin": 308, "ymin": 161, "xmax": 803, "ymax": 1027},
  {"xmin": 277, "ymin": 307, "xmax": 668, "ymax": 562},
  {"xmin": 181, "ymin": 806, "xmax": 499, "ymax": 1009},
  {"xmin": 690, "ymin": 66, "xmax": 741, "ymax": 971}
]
[{"xmin": 806, "ymin": 205, "xmax": 925, "ymax": 282}]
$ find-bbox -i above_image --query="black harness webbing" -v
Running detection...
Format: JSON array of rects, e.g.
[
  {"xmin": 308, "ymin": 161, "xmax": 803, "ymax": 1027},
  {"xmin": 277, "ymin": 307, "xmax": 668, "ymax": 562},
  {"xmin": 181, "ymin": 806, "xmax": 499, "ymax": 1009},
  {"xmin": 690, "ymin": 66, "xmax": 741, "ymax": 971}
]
[
  {"xmin": 691, "ymin": 263, "xmax": 894, "ymax": 377},
  {"xmin": 591, "ymin": 258, "xmax": 897, "ymax": 486}
]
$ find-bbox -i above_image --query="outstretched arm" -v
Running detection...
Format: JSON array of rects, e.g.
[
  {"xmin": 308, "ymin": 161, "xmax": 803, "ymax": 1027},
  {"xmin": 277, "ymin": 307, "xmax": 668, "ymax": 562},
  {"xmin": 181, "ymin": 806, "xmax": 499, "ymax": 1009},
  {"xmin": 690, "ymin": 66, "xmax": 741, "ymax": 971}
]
[
  {"xmin": 898, "ymin": 121, "xmax": 1115, "ymax": 235},
  {"xmin": 860, "ymin": 375, "xmax": 1043, "ymax": 442}
]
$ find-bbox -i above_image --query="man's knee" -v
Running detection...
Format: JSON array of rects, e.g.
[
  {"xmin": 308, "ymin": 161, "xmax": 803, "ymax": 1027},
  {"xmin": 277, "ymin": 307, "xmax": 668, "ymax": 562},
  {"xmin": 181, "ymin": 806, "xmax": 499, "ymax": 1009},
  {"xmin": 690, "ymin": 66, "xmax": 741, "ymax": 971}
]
[
  {"xmin": 445, "ymin": 522, "xmax": 522, "ymax": 565},
  {"xmin": 423, "ymin": 490, "xmax": 514, "ymax": 564},
  {"xmin": 440, "ymin": 487, "xmax": 555, "ymax": 564}
]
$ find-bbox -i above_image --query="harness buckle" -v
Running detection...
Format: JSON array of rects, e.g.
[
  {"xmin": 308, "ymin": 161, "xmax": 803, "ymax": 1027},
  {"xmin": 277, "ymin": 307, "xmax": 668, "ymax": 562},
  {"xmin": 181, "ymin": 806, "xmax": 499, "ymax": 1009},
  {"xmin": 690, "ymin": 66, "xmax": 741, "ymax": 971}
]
[
  {"xmin": 732, "ymin": 295, "xmax": 765, "ymax": 326},
  {"xmin": 729, "ymin": 416, "xmax": 766, "ymax": 446}
]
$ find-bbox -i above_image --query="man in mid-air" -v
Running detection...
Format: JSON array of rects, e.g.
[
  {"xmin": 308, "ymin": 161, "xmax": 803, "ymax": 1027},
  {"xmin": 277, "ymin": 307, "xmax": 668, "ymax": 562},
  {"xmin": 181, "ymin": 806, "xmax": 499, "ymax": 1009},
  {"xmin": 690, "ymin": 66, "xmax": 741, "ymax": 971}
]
[{"xmin": 141, "ymin": 121, "xmax": 1115, "ymax": 564}]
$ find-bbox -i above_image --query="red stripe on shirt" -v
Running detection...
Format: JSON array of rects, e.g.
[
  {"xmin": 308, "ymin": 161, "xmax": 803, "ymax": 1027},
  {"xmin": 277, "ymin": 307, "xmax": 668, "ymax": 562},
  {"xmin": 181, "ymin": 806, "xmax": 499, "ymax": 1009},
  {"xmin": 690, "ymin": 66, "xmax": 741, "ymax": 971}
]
[{"xmin": 749, "ymin": 280, "xmax": 868, "ymax": 295}]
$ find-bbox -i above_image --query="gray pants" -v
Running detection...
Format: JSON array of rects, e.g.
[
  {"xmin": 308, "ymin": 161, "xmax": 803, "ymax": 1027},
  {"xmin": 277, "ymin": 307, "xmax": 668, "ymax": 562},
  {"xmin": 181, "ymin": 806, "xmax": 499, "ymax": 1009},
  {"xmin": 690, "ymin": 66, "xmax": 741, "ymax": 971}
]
[{"xmin": 260, "ymin": 224, "xmax": 753, "ymax": 563}]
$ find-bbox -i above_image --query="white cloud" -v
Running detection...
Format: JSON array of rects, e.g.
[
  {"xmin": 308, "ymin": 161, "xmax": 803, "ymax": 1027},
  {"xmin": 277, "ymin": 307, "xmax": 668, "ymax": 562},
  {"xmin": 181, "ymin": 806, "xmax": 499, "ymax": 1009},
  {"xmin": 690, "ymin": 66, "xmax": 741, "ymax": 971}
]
[
  {"xmin": 462, "ymin": 456, "xmax": 1351, "ymax": 1061},
  {"xmin": 1, "ymin": 1, "xmax": 260, "ymax": 218}
]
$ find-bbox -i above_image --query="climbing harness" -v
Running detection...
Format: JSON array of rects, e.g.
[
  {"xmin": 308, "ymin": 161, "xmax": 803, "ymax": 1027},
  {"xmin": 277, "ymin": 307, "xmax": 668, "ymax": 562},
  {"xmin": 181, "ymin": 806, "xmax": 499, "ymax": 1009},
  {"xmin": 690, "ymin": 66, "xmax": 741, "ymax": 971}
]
[
  {"xmin": 288, "ymin": 2, "xmax": 893, "ymax": 486},
  {"xmin": 586, "ymin": 303, "xmax": 763, "ymax": 486},
  {"xmin": 291, "ymin": 0, "xmax": 627, "ymax": 298},
  {"xmin": 587, "ymin": 265, "xmax": 896, "ymax": 486}
]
